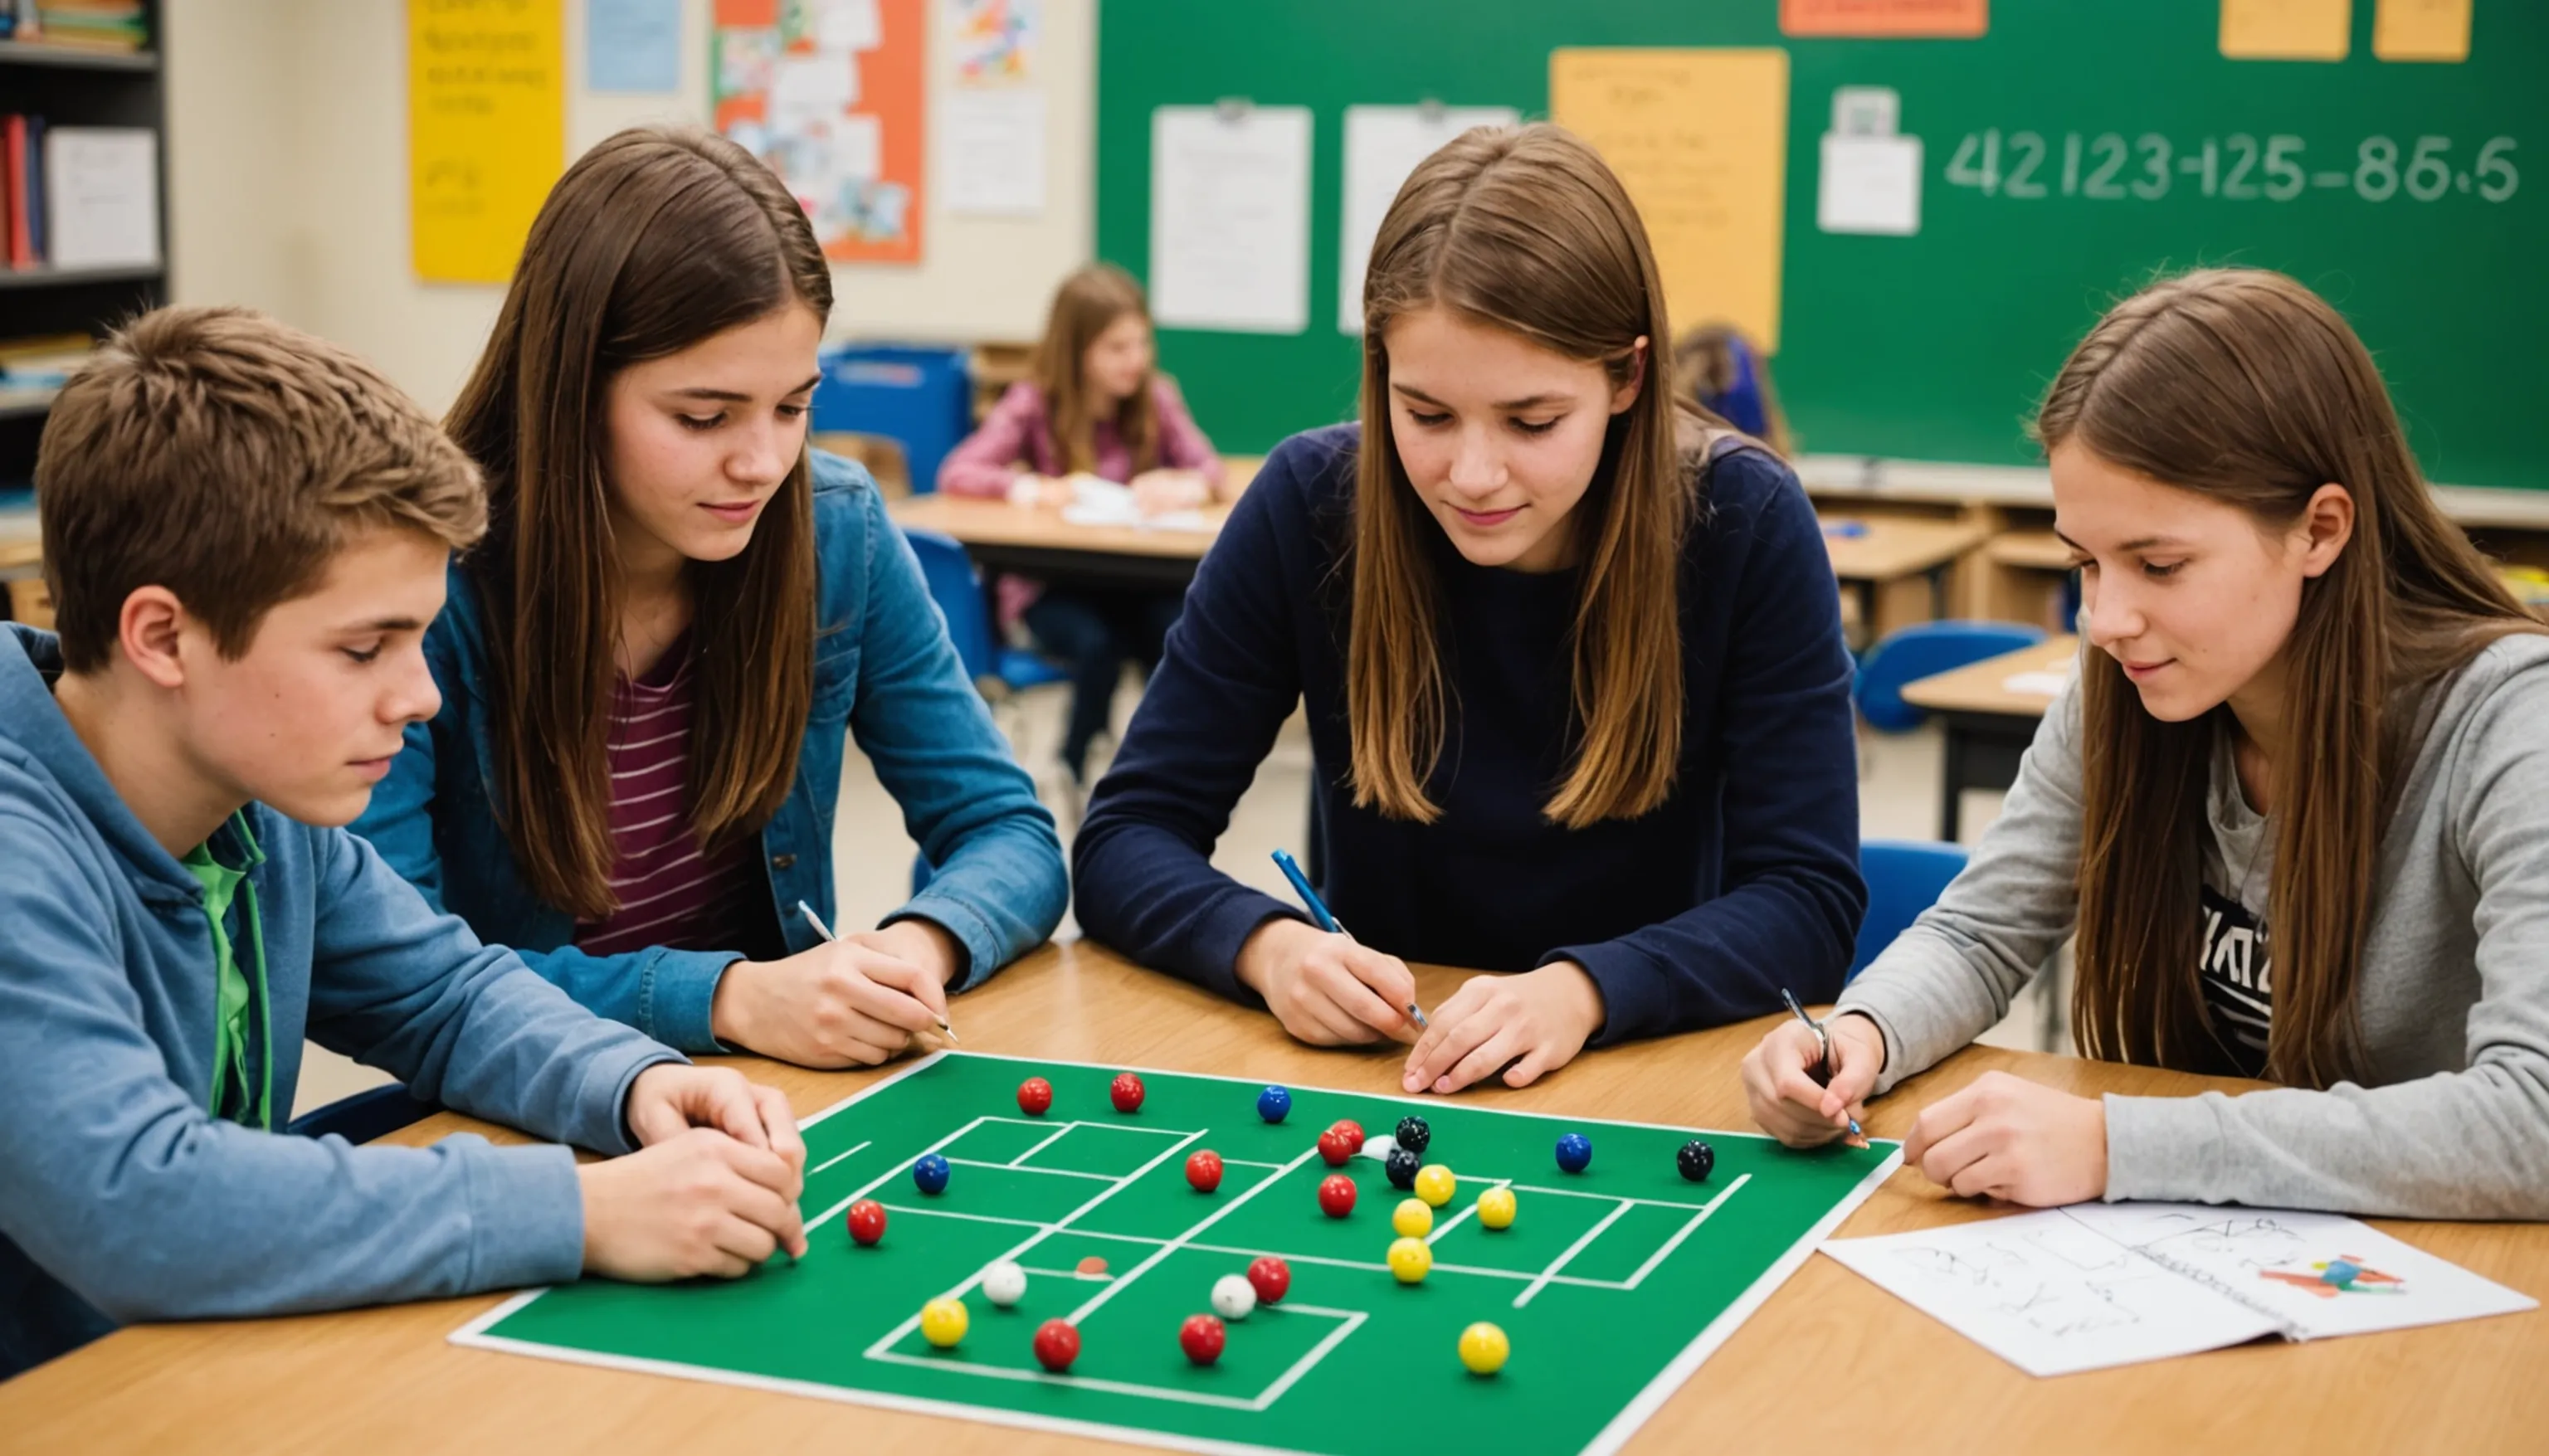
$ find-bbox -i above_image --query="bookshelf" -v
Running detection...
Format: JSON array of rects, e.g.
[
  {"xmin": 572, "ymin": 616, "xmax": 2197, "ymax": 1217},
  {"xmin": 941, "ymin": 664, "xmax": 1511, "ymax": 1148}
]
[{"xmin": 0, "ymin": 1, "xmax": 161, "ymax": 622}]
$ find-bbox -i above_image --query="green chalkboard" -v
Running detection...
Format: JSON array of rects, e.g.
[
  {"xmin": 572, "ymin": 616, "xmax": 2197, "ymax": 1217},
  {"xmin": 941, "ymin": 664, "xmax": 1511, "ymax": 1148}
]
[{"xmin": 1096, "ymin": 3, "xmax": 2547, "ymax": 489}]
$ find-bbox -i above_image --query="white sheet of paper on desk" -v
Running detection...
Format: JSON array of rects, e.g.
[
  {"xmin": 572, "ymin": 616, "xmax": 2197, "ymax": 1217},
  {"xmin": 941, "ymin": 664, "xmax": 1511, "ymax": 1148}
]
[
  {"xmin": 1148, "ymin": 105, "xmax": 1313, "ymax": 334},
  {"xmin": 1823, "ymin": 1201, "xmax": 2537, "ymax": 1376},
  {"xmin": 1057, "ymin": 476, "xmax": 1210, "ymax": 533},
  {"xmin": 1338, "ymin": 104, "xmax": 1519, "ymax": 333},
  {"xmin": 1820, "ymin": 1210, "xmax": 2280, "ymax": 1376},
  {"xmin": 2002, "ymin": 668, "xmax": 2074, "ymax": 697}
]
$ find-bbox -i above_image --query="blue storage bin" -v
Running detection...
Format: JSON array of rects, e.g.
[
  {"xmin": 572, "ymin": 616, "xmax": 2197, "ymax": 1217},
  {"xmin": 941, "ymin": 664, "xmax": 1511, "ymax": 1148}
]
[{"xmin": 811, "ymin": 343, "xmax": 974, "ymax": 494}]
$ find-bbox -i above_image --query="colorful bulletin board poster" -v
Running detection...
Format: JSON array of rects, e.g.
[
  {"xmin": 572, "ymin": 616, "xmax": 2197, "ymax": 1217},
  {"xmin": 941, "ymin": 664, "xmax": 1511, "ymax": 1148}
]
[
  {"xmin": 1780, "ymin": 0, "xmax": 1989, "ymax": 38},
  {"xmin": 712, "ymin": 0, "xmax": 926, "ymax": 263},
  {"xmin": 952, "ymin": 0, "xmax": 1037, "ymax": 85},
  {"xmin": 408, "ymin": 0, "xmax": 566, "ymax": 284},
  {"xmin": 1550, "ymin": 47, "xmax": 1791, "ymax": 351}
]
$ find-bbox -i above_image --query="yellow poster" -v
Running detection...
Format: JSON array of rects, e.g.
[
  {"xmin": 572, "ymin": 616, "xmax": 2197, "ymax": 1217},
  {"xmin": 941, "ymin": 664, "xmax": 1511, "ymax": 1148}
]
[
  {"xmin": 1549, "ymin": 48, "xmax": 1790, "ymax": 351},
  {"xmin": 2219, "ymin": 0, "xmax": 2352, "ymax": 61},
  {"xmin": 2374, "ymin": 0, "xmax": 2472, "ymax": 61},
  {"xmin": 408, "ymin": 0, "xmax": 566, "ymax": 283}
]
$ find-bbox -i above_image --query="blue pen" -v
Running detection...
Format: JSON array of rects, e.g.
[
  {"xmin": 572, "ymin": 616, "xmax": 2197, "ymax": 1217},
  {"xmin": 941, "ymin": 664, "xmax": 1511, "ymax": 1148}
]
[
  {"xmin": 1781, "ymin": 988, "xmax": 1864, "ymax": 1144},
  {"xmin": 1270, "ymin": 850, "xmax": 1429, "ymax": 1031}
]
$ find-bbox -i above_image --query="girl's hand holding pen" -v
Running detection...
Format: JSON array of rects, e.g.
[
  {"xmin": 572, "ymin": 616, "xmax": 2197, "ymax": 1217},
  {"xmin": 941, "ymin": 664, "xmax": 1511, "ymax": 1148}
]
[{"xmin": 1235, "ymin": 917, "xmax": 1421, "ymax": 1047}]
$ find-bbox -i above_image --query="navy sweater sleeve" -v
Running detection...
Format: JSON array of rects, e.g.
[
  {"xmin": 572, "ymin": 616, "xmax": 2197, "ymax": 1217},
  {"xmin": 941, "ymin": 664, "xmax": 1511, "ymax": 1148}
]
[
  {"xmin": 1071, "ymin": 438, "xmax": 1329, "ymax": 1000},
  {"xmin": 1544, "ymin": 459, "xmax": 1865, "ymax": 1043}
]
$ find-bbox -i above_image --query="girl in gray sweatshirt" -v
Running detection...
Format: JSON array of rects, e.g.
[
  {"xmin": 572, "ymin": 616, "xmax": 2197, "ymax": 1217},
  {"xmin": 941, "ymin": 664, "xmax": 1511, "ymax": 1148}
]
[{"xmin": 1742, "ymin": 269, "xmax": 2549, "ymax": 1220}]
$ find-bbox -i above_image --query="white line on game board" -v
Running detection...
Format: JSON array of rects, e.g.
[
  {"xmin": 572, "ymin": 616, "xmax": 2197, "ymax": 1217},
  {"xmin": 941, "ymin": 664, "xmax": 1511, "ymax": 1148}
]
[
  {"xmin": 1424, "ymin": 1176, "xmax": 1513, "ymax": 1244},
  {"xmin": 1513, "ymin": 1199, "xmax": 1635, "ymax": 1309},
  {"xmin": 809, "ymin": 1115, "xmax": 997, "ymax": 1234},
  {"xmin": 860, "ymin": 1126, "xmax": 1207, "ymax": 1359},
  {"xmin": 1006, "ymin": 1122, "xmax": 1076, "ymax": 1166},
  {"xmin": 865, "ymin": 1304, "xmax": 1367, "ymax": 1413},
  {"xmin": 1619, "ymin": 1174, "xmax": 1750, "ymax": 1290},
  {"xmin": 947, "ymin": 1156, "xmax": 1117, "ymax": 1181},
  {"xmin": 1060, "ymin": 1145, "xmax": 1323, "ymax": 1326},
  {"xmin": 807, "ymin": 1140, "xmax": 872, "ymax": 1177}
]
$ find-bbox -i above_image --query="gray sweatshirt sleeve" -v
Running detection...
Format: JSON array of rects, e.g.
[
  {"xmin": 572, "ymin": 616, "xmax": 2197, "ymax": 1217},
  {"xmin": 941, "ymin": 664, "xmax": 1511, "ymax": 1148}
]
[
  {"xmin": 1835, "ymin": 677, "xmax": 2087, "ymax": 1095},
  {"xmin": 2101, "ymin": 657, "xmax": 2549, "ymax": 1219}
]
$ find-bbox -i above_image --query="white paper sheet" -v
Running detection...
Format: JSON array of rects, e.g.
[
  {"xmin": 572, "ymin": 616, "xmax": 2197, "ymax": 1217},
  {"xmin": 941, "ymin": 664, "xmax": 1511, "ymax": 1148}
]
[
  {"xmin": 1148, "ymin": 105, "xmax": 1313, "ymax": 335},
  {"xmin": 771, "ymin": 51, "xmax": 857, "ymax": 129},
  {"xmin": 1822, "ymin": 1202, "xmax": 2536, "ymax": 1377},
  {"xmin": 1337, "ymin": 104, "xmax": 1519, "ymax": 333},
  {"xmin": 1818, "ymin": 133, "xmax": 1923, "ymax": 236},
  {"xmin": 1054, "ymin": 475, "xmax": 1211, "ymax": 533},
  {"xmin": 44, "ymin": 128, "xmax": 159, "ymax": 268},
  {"xmin": 942, "ymin": 86, "xmax": 1045, "ymax": 215},
  {"xmin": 813, "ymin": 0, "xmax": 881, "ymax": 52}
]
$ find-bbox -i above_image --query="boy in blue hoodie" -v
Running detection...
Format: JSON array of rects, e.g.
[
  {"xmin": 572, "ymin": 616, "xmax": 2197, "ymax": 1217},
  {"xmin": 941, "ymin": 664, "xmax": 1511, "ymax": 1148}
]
[{"xmin": 0, "ymin": 307, "xmax": 815, "ymax": 1380}]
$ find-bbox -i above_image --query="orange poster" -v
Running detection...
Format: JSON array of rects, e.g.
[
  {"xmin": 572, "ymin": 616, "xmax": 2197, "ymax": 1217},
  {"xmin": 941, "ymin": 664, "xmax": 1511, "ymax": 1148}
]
[
  {"xmin": 1781, "ymin": 0, "xmax": 1988, "ymax": 38},
  {"xmin": 713, "ymin": 0, "xmax": 926, "ymax": 264}
]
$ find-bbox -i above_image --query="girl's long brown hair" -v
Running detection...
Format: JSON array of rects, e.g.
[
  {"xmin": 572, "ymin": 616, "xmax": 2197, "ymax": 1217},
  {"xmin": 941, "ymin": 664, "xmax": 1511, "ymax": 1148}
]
[
  {"xmin": 1030, "ymin": 263, "xmax": 1159, "ymax": 476},
  {"xmin": 446, "ymin": 124, "xmax": 830, "ymax": 920},
  {"xmin": 2045, "ymin": 268, "xmax": 2540, "ymax": 1088},
  {"xmin": 1350, "ymin": 123, "xmax": 1700, "ymax": 830}
]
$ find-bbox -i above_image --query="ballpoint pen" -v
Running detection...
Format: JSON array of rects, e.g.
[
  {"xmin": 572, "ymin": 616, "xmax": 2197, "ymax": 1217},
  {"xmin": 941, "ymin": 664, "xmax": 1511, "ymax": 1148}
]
[
  {"xmin": 1270, "ymin": 849, "xmax": 1429, "ymax": 1031},
  {"xmin": 798, "ymin": 899, "xmax": 958, "ymax": 1044},
  {"xmin": 1781, "ymin": 987, "xmax": 1866, "ymax": 1146}
]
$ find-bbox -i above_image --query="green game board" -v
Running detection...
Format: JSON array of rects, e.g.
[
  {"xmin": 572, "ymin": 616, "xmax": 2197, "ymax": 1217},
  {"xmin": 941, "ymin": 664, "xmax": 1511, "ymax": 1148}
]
[{"xmin": 453, "ymin": 1052, "xmax": 1900, "ymax": 1456}]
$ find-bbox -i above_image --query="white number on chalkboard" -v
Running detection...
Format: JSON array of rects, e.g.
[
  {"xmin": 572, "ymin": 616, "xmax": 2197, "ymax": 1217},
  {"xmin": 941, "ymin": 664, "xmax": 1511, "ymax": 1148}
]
[
  {"xmin": 2356, "ymin": 137, "xmax": 2400, "ymax": 201},
  {"xmin": 2132, "ymin": 134, "xmax": 2171, "ymax": 199},
  {"xmin": 2084, "ymin": 133, "xmax": 2130, "ymax": 199},
  {"xmin": 2062, "ymin": 133, "xmax": 2082, "ymax": 196},
  {"xmin": 1946, "ymin": 130, "xmax": 2001, "ymax": 195},
  {"xmin": 2222, "ymin": 134, "xmax": 2260, "ymax": 199},
  {"xmin": 2004, "ymin": 132, "xmax": 2048, "ymax": 198},
  {"xmin": 2477, "ymin": 137, "xmax": 2519, "ymax": 202},
  {"xmin": 2405, "ymin": 136, "xmax": 2453, "ymax": 202},
  {"xmin": 2263, "ymin": 136, "xmax": 2306, "ymax": 201}
]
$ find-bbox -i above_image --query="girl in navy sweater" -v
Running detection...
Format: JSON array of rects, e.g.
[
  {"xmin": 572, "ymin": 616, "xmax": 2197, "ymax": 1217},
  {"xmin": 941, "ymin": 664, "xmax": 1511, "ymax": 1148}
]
[{"xmin": 1073, "ymin": 124, "xmax": 1864, "ymax": 1094}]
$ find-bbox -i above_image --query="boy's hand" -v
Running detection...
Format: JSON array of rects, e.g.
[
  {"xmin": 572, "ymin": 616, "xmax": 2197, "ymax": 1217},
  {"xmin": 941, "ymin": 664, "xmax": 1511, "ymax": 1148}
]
[
  {"xmin": 578, "ymin": 1127, "xmax": 810, "ymax": 1280},
  {"xmin": 1401, "ymin": 962, "xmax": 1603, "ymax": 1093},
  {"xmin": 624, "ymin": 1064, "xmax": 806, "ymax": 1180},
  {"xmin": 1235, "ymin": 918, "xmax": 1418, "ymax": 1047}
]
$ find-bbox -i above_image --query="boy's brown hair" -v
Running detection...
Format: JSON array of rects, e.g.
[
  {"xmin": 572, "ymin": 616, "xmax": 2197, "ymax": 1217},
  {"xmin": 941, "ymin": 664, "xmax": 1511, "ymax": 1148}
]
[{"xmin": 37, "ymin": 305, "xmax": 486, "ymax": 674}]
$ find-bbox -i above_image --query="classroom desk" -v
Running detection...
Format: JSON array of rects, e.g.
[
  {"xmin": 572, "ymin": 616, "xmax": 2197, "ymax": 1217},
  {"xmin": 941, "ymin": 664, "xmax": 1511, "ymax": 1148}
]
[
  {"xmin": 888, "ymin": 456, "xmax": 1262, "ymax": 593},
  {"xmin": 8, "ymin": 938, "xmax": 2543, "ymax": 1455},
  {"xmin": 1820, "ymin": 515, "xmax": 1991, "ymax": 643},
  {"xmin": 1902, "ymin": 633, "xmax": 2080, "ymax": 841}
]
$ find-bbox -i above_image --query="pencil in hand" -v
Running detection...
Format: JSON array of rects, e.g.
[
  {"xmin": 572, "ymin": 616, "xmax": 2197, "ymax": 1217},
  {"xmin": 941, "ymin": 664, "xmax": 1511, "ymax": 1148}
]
[{"xmin": 797, "ymin": 899, "xmax": 958, "ymax": 1045}]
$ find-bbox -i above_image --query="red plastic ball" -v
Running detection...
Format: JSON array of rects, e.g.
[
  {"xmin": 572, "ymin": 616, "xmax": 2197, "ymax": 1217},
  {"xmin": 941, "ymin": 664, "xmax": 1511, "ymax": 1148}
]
[
  {"xmin": 1246, "ymin": 1254, "xmax": 1291, "ymax": 1305},
  {"xmin": 1016, "ymin": 1077, "xmax": 1054, "ymax": 1116},
  {"xmin": 1318, "ymin": 1173, "xmax": 1357, "ymax": 1218},
  {"xmin": 1033, "ymin": 1318, "xmax": 1081, "ymax": 1372},
  {"xmin": 846, "ymin": 1199, "xmax": 886, "ymax": 1247},
  {"xmin": 1186, "ymin": 1149, "xmax": 1224, "ymax": 1193},
  {"xmin": 1179, "ymin": 1312, "xmax": 1226, "ymax": 1366},
  {"xmin": 1328, "ymin": 1119, "xmax": 1366, "ymax": 1155},
  {"xmin": 1110, "ymin": 1072, "xmax": 1146, "ymax": 1113},
  {"xmin": 1316, "ymin": 1128, "xmax": 1354, "ymax": 1166}
]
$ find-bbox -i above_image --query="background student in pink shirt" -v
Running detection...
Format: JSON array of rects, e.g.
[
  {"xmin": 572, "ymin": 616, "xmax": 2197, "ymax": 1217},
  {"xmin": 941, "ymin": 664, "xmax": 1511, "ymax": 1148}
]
[{"xmin": 939, "ymin": 264, "xmax": 1231, "ymax": 786}]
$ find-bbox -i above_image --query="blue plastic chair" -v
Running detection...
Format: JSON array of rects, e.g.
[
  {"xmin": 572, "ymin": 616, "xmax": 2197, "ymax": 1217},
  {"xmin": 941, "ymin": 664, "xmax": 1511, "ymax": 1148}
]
[
  {"xmin": 1851, "ymin": 839, "xmax": 1971, "ymax": 980},
  {"xmin": 899, "ymin": 528, "xmax": 1070, "ymax": 695},
  {"xmin": 285, "ymin": 1083, "xmax": 436, "ymax": 1144},
  {"xmin": 1853, "ymin": 620, "xmax": 2047, "ymax": 733}
]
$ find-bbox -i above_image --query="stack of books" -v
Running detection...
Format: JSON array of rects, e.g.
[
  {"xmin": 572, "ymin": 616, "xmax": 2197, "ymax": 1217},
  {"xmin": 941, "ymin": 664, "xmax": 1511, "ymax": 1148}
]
[
  {"xmin": 0, "ymin": 114, "xmax": 44, "ymax": 270},
  {"xmin": 1, "ymin": 0, "xmax": 149, "ymax": 51}
]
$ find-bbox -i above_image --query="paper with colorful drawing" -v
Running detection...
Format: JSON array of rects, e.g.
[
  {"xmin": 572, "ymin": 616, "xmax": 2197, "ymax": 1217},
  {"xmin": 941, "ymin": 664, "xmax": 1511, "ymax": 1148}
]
[{"xmin": 1820, "ymin": 1201, "xmax": 2534, "ymax": 1376}]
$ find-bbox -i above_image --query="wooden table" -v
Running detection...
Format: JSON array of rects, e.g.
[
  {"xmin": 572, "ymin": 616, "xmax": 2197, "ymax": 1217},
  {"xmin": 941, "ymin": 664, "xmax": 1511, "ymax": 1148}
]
[
  {"xmin": 889, "ymin": 457, "xmax": 1262, "ymax": 593},
  {"xmin": 8, "ymin": 940, "xmax": 2542, "ymax": 1455},
  {"xmin": 1820, "ymin": 514, "xmax": 1991, "ymax": 644},
  {"xmin": 1902, "ymin": 633, "xmax": 2079, "ymax": 841}
]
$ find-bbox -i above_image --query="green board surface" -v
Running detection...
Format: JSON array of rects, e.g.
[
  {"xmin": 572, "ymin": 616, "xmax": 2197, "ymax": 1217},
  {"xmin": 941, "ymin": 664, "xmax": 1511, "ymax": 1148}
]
[
  {"xmin": 456, "ymin": 1051, "xmax": 1898, "ymax": 1456},
  {"xmin": 1096, "ymin": 3, "xmax": 2547, "ymax": 489}
]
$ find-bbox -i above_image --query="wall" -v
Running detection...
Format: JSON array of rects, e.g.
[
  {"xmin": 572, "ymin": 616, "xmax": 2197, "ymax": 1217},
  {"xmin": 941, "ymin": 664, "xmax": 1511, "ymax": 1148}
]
[{"xmin": 164, "ymin": 0, "xmax": 1094, "ymax": 414}]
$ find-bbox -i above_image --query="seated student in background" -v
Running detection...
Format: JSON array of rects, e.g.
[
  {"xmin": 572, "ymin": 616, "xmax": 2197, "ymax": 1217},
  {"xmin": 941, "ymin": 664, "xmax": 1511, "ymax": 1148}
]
[
  {"xmin": 1672, "ymin": 324, "xmax": 1791, "ymax": 457},
  {"xmin": 1074, "ymin": 124, "xmax": 1864, "ymax": 1095},
  {"xmin": 0, "ymin": 307, "xmax": 811, "ymax": 1380},
  {"xmin": 1742, "ymin": 269, "xmax": 2549, "ymax": 1220},
  {"xmin": 938, "ymin": 263, "xmax": 1231, "ymax": 787},
  {"xmin": 353, "ymin": 125, "xmax": 1065, "ymax": 1071}
]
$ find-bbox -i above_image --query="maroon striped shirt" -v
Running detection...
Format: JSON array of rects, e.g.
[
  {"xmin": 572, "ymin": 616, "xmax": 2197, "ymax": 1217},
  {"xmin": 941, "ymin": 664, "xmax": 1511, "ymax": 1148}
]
[{"xmin": 573, "ymin": 640, "xmax": 763, "ymax": 957}]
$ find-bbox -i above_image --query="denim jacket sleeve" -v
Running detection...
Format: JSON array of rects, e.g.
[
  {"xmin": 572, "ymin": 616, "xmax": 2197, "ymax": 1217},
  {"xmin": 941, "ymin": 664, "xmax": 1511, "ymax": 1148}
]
[
  {"xmin": 353, "ymin": 595, "xmax": 743, "ymax": 1054},
  {"xmin": 845, "ymin": 482, "xmax": 1066, "ymax": 986}
]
